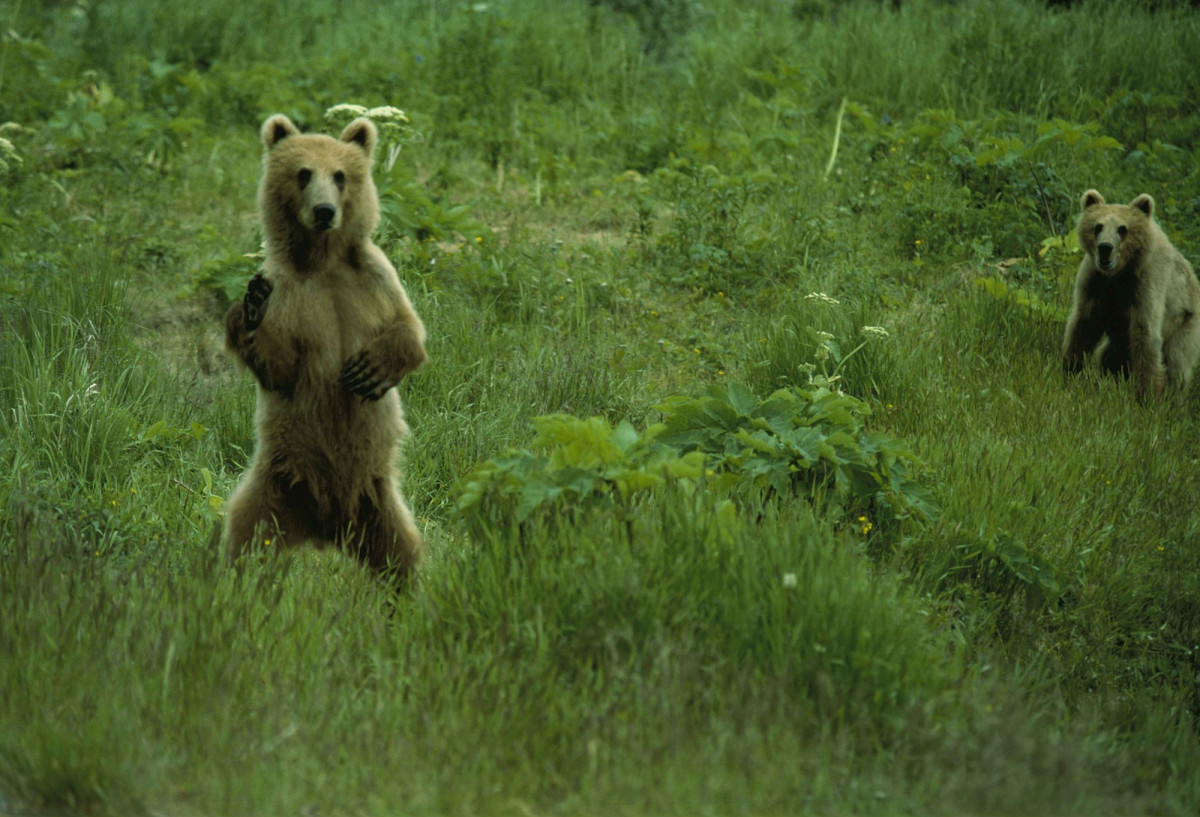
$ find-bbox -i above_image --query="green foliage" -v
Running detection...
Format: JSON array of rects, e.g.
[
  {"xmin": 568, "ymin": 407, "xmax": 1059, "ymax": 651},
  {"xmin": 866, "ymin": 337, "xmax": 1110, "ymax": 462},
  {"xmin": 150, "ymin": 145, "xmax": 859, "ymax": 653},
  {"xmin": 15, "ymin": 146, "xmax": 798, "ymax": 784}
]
[
  {"xmin": 831, "ymin": 100, "xmax": 1132, "ymax": 270},
  {"xmin": 1038, "ymin": 228, "xmax": 1082, "ymax": 283},
  {"xmin": 975, "ymin": 276, "xmax": 1068, "ymax": 323},
  {"xmin": 377, "ymin": 170, "xmax": 488, "ymax": 248},
  {"xmin": 595, "ymin": 0, "xmax": 699, "ymax": 55},
  {"xmin": 655, "ymin": 381, "xmax": 938, "ymax": 525},
  {"xmin": 974, "ymin": 227, "xmax": 1083, "ymax": 323},
  {"xmin": 458, "ymin": 382, "xmax": 937, "ymax": 541},
  {"xmin": 645, "ymin": 158, "xmax": 768, "ymax": 288},
  {"xmin": 134, "ymin": 418, "xmax": 207, "ymax": 447},
  {"xmin": 186, "ymin": 247, "xmax": 261, "ymax": 303},
  {"xmin": 456, "ymin": 414, "xmax": 705, "ymax": 538},
  {"xmin": 0, "ymin": 122, "xmax": 22, "ymax": 183},
  {"xmin": 328, "ymin": 101, "xmax": 489, "ymax": 255},
  {"xmin": 6, "ymin": 0, "xmax": 1200, "ymax": 814},
  {"xmin": 743, "ymin": 57, "xmax": 821, "ymax": 150},
  {"xmin": 0, "ymin": 28, "xmax": 55, "ymax": 119},
  {"xmin": 949, "ymin": 525, "xmax": 1065, "ymax": 610},
  {"xmin": 1092, "ymin": 89, "xmax": 1187, "ymax": 153},
  {"xmin": 43, "ymin": 82, "xmax": 111, "ymax": 163}
]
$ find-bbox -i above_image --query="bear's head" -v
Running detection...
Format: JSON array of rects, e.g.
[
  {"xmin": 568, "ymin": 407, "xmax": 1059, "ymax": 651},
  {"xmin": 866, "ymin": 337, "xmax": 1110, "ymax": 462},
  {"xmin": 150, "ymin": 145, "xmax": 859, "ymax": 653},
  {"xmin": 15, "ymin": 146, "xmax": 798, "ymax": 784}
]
[
  {"xmin": 1076, "ymin": 189, "xmax": 1153, "ymax": 276},
  {"xmin": 258, "ymin": 114, "xmax": 380, "ymax": 255}
]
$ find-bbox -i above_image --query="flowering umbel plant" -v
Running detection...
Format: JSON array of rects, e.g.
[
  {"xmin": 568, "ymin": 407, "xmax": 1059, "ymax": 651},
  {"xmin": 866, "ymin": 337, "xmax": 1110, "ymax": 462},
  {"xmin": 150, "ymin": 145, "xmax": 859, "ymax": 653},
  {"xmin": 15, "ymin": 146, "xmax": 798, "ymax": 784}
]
[
  {"xmin": 0, "ymin": 122, "xmax": 23, "ymax": 173},
  {"xmin": 324, "ymin": 104, "xmax": 415, "ymax": 172}
]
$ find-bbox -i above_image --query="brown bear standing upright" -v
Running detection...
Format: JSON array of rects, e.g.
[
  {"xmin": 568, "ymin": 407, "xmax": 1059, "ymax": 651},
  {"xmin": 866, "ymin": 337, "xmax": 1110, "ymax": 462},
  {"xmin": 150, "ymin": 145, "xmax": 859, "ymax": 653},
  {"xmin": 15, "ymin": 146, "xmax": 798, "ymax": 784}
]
[
  {"xmin": 223, "ymin": 113, "xmax": 427, "ymax": 583},
  {"xmin": 1062, "ymin": 189, "xmax": 1200, "ymax": 399}
]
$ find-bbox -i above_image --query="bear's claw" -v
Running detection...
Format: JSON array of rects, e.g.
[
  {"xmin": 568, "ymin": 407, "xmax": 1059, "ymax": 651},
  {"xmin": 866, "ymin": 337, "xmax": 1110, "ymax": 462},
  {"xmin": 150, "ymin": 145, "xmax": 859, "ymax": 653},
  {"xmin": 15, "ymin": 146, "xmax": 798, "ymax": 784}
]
[
  {"xmin": 243, "ymin": 273, "xmax": 273, "ymax": 331},
  {"xmin": 340, "ymin": 351, "xmax": 395, "ymax": 400}
]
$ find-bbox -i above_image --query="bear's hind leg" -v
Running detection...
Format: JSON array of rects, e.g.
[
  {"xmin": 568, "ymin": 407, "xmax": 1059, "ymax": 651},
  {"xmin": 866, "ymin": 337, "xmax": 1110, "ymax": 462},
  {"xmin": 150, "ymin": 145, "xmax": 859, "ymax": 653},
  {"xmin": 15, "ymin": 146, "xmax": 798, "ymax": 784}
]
[
  {"xmin": 223, "ymin": 470, "xmax": 317, "ymax": 563},
  {"xmin": 343, "ymin": 478, "xmax": 424, "ymax": 585}
]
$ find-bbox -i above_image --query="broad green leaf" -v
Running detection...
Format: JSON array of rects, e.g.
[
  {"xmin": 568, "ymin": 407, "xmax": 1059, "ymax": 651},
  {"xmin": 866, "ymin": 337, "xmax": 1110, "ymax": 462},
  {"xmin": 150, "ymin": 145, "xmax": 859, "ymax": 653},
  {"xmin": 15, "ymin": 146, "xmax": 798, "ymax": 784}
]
[{"xmin": 727, "ymin": 381, "xmax": 759, "ymax": 417}]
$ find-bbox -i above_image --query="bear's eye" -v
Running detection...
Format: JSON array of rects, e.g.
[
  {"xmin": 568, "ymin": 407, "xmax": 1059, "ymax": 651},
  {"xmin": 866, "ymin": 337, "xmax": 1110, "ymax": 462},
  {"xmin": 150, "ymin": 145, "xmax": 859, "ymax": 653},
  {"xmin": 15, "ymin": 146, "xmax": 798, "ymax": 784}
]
[
  {"xmin": 297, "ymin": 168, "xmax": 312, "ymax": 188},
  {"xmin": 1117, "ymin": 225, "xmax": 1127, "ymax": 237},
  {"xmin": 1094, "ymin": 224, "xmax": 1103, "ymax": 236},
  {"xmin": 333, "ymin": 170, "xmax": 346, "ymax": 190}
]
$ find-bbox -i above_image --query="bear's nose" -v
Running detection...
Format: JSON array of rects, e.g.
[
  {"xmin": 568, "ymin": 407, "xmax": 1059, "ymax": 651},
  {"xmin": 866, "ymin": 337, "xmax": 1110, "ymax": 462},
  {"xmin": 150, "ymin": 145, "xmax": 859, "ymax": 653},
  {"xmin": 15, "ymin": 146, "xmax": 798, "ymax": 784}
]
[{"xmin": 313, "ymin": 204, "xmax": 336, "ymax": 229}]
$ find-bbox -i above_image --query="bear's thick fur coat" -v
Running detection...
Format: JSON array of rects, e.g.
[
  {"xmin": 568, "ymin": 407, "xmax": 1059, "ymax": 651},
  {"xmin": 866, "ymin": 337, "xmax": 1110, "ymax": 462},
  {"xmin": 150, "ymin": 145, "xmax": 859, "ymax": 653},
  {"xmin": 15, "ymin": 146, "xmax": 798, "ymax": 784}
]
[
  {"xmin": 1062, "ymin": 189, "xmax": 1200, "ymax": 399},
  {"xmin": 223, "ymin": 114, "xmax": 426, "ymax": 582}
]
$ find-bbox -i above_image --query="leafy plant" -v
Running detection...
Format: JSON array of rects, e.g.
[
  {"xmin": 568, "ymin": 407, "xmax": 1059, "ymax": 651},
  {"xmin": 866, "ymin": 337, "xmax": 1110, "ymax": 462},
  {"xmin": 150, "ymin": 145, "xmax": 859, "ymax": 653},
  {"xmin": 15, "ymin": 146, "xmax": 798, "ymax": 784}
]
[
  {"xmin": 43, "ymin": 84, "xmax": 110, "ymax": 164},
  {"xmin": 184, "ymin": 246, "xmax": 262, "ymax": 303},
  {"xmin": 596, "ymin": 0, "xmax": 698, "ymax": 55},
  {"xmin": 323, "ymin": 102, "xmax": 487, "ymax": 252},
  {"xmin": 646, "ymin": 158, "xmax": 767, "ymax": 287},
  {"xmin": 856, "ymin": 107, "xmax": 1124, "ymax": 259},
  {"xmin": 1037, "ymin": 228, "xmax": 1082, "ymax": 284},
  {"xmin": 457, "ymin": 381, "xmax": 938, "ymax": 541},
  {"xmin": 948, "ymin": 526, "xmax": 1064, "ymax": 610},
  {"xmin": 655, "ymin": 381, "xmax": 939, "ymax": 525},
  {"xmin": 974, "ymin": 227, "xmax": 1082, "ymax": 322},
  {"xmin": 377, "ymin": 171, "xmax": 487, "ymax": 248},
  {"xmin": 910, "ymin": 111, "xmax": 1120, "ymax": 229},
  {"xmin": 455, "ymin": 414, "xmax": 705, "ymax": 539},
  {"xmin": 1092, "ymin": 89, "xmax": 1183, "ymax": 151},
  {"xmin": 132, "ymin": 419, "xmax": 207, "ymax": 448},
  {"xmin": 974, "ymin": 276, "xmax": 1067, "ymax": 323},
  {"xmin": 743, "ymin": 58, "xmax": 820, "ymax": 153}
]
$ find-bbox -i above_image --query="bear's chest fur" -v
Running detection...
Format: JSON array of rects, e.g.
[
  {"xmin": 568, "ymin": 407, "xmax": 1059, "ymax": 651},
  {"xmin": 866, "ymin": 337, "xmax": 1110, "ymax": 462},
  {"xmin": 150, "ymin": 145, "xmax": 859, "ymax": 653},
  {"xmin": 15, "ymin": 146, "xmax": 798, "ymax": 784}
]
[
  {"xmin": 1085, "ymin": 264, "xmax": 1139, "ymax": 334},
  {"xmin": 266, "ymin": 260, "xmax": 394, "ymax": 375}
]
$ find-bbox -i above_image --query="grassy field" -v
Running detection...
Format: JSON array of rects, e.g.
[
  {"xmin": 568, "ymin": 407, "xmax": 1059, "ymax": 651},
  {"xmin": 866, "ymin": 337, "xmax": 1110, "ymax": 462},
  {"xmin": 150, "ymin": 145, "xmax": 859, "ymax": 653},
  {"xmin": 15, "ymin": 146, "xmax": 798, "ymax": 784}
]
[{"xmin": 3, "ymin": 0, "xmax": 1200, "ymax": 814}]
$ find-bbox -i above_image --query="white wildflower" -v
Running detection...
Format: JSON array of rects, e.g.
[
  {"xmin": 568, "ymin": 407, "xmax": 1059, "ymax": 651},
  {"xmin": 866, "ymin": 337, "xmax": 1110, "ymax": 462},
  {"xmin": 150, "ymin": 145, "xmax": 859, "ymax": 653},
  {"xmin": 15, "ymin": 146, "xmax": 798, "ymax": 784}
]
[
  {"xmin": 782, "ymin": 573, "xmax": 797, "ymax": 589},
  {"xmin": 805, "ymin": 292, "xmax": 840, "ymax": 306},
  {"xmin": 0, "ymin": 134, "xmax": 20, "ymax": 173},
  {"xmin": 815, "ymin": 331, "xmax": 835, "ymax": 342},
  {"xmin": 861, "ymin": 325, "xmax": 889, "ymax": 338},
  {"xmin": 365, "ymin": 105, "xmax": 408, "ymax": 123},
  {"xmin": 324, "ymin": 103, "xmax": 368, "ymax": 120}
]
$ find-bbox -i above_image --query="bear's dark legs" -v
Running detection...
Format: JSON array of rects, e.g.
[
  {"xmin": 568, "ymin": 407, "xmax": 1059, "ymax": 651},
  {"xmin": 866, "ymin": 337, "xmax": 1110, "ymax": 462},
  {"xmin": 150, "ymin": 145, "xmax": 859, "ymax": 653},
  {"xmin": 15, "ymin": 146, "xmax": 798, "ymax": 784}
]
[
  {"xmin": 223, "ymin": 469, "xmax": 319, "ymax": 563},
  {"xmin": 342, "ymin": 478, "xmax": 424, "ymax": 585},
  {"xmin": 1099, "ymin": 338, "xmax": 1132, "ymax": 377},
  {"xmin": 1062, "ymin": 310, "xmax": 1104, "ymax": 373}
]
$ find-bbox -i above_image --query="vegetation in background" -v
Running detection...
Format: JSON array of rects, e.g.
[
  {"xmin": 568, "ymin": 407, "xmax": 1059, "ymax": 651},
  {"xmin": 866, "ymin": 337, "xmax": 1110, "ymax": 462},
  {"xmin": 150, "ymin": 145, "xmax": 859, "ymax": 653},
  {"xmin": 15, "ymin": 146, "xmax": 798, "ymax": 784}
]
[{"xmin": 4, "ymin": 0, "xmax": 1200, "ymax": 814}]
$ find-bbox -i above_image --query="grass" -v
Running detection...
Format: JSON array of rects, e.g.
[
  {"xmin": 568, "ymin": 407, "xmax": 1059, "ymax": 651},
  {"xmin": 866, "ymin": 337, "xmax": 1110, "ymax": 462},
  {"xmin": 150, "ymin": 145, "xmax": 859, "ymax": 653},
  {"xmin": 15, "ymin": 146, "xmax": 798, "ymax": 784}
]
[{"xmin": 3, "ymin": 0, "xmax": 1200, "ymax": 814}]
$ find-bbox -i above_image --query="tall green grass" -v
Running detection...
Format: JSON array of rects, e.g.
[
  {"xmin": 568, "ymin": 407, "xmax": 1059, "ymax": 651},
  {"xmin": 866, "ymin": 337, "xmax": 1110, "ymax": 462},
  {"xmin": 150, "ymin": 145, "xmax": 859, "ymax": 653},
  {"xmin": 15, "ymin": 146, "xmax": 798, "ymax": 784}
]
[{"xmin": 4, "ymin": 0, "xmax": 1200, "ymax": 814}]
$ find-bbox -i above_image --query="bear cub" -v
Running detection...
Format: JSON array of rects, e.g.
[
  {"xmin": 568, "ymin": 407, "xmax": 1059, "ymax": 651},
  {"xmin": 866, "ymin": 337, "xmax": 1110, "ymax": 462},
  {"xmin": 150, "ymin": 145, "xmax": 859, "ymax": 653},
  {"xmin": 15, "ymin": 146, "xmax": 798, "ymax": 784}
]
[
  {"xmin": 1062, "ymin": 189, "xmax": 1200, "ymax": 399},
  {"xmin": 223, "ymin": 113, "xmax": 427, "ymax": 583}
]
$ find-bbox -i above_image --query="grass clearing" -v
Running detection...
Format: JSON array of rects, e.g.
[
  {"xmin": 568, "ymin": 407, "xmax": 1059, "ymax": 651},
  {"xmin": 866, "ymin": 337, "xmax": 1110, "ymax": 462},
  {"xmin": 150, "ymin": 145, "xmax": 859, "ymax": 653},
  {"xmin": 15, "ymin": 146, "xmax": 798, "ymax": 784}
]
[{"xmin": 3, "ymin": 0, "xmax": 1200, "ymax": 814}]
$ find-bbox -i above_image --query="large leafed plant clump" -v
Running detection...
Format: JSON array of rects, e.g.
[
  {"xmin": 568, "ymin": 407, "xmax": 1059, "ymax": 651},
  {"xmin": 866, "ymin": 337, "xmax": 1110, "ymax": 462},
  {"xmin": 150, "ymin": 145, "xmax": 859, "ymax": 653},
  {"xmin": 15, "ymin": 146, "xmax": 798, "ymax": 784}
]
[{"xmin": 457, "ymin": 381, "xmax": 938, "ymax": 536}]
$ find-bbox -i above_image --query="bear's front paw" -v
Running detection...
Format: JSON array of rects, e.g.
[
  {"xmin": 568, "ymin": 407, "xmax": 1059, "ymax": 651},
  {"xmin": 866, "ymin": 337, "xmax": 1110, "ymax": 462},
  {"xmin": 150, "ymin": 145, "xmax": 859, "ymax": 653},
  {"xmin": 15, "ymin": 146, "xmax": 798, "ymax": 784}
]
[
  {"xmin": 340, "ymin": 350, "xmax": 397, "ymax": 402},
  {"xmin": 243, "ymin": 273, "xmax": 273, "ymax": 331}
]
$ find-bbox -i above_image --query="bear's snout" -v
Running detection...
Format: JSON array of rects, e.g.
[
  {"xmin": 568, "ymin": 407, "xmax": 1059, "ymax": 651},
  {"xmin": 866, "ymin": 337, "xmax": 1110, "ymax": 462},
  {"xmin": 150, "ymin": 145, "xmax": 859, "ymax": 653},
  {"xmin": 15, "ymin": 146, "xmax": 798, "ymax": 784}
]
[
  {"xmin": 1097, "ymin": 241, "xmax": 1116, "ymax": 270},
  {"xmin": 312, "ymin": 203, "xmax": 337, "ymax": 230}
]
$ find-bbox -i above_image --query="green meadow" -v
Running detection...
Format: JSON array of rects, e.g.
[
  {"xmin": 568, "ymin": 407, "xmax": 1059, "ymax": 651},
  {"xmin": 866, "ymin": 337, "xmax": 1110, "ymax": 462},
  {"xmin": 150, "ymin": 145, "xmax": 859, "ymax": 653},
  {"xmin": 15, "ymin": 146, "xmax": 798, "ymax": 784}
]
[{"xmin": 3, "ymin": 0, "xmax": 1200, "ymax": 813}]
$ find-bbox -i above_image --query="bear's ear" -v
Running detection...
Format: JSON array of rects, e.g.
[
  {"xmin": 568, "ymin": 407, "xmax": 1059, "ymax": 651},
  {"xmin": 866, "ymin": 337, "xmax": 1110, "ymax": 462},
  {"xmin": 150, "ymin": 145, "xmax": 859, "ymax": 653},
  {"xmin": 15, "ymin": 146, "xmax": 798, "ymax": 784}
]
[
  {"xmin": 340, "ymin": 117, "xmax": 378, "ymax": 158},
  {"xmin": 1081, "ymin": 189, "xmax": 1105, "ymax": 210},
  {"xmin": 262, "ymin": 115, "xmax": 300, "ymax": 149},
  {"xmin": 1131, "ymin": 194, "xmax": 1154, "ymax": 218}
]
